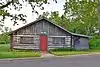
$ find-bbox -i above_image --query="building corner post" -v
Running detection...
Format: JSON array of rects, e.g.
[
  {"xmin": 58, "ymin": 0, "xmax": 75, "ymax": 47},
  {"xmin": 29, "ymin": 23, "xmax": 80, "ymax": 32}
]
[{"xmin": 70, "ymin": 35, "xmax": 73, "ymax": 49}]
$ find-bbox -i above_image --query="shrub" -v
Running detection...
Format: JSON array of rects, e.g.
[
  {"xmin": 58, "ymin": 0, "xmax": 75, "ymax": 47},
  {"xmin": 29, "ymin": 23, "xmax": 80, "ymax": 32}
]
[
  {"xmin": 0, "ymin": 34, "xmax": 10, "ymax": 44},
  {"xmin": 89, "ymin": 35, "xmax": 100, "ymax": 49}
]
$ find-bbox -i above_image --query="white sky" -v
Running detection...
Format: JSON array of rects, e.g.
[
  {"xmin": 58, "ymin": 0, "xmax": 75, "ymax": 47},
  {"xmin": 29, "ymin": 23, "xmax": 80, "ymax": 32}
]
[{"xmin": 4, "ymin": 0, "xmax": 65, "ymax": 31}]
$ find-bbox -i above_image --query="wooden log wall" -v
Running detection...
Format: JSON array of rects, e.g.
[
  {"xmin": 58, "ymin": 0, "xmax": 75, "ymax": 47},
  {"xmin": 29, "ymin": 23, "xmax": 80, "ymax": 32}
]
[
  {"xmin": 48, "ymin": 36, "xmax": 71, "ymax": 49},
  {"xmin": 13, "ymin": 35, "xmax": 40, "ymax": 49},
  {"xmin": 12, "ymin": 35, "xmax": 72, "ymax": 50}
]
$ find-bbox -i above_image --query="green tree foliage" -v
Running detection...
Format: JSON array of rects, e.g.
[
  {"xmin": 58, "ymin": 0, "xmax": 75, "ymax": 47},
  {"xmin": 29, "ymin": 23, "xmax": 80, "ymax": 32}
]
[
  {"xmin": 49, "ymin": 11, "xmax": 70, "ymax": 29},
  {"xmin": 0, "ymin": 0, "xmax": 57, "ymax": 22},
  {"xmin": 49, "ymin": 11, "xmax": 62, "ymax": 26},
  {"xmin": 64, "ymin": 0, "xmax": 99, "ymax": 35},
  {"xmin": 0, "ymin": 32, "xmax": 10, "ymax": 44},
  {"xmin": 0, "ymin": 0, "xmax": 57, "ymax": 30},
  {"xmin": 37, "ymin": 11, "xmax": 50, "ymax": 19},
  {"xmin": 89, "ymin": 35, "xmax": 100, "ymax": 49},
  {"xmin": 0, "ymin": 26, "xmax": 11, "ymax": 44},
  {"xmin": 48, "ymin": 11, "xmax": 87, "ymax": 35}
]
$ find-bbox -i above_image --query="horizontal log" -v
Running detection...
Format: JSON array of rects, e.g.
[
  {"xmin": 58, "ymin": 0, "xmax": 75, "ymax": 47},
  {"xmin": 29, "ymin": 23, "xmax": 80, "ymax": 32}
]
[
  {"xmin": 14, "ymin": 45, "xmax": 39, "ymax": 47},
  {"xmin": 14, "ymin": 45, "xmax": 39, "ymax": 48},
  {"xmin": 13, "ymin": 35, "xmax": 39, "ymax": 37},
  {"xmin": 14, "ymin": 44, "xmax": 39, "ymax": 46},
  {"xmin": 49, "ymin": 36, "xmax": 71, "ymax": 38},
  {"xmin": 13, "ymin": 46, "xmax": 39, "ymax": 49},
  {"xmin": 48, "ymin": 45, "xmax": 70, "ymax": 47}
]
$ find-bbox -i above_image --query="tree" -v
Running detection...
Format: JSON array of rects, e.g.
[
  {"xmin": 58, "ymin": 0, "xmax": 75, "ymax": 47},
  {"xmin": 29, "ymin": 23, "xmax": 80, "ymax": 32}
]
[
  {"xmin": 0, "ymin": 0, "xmax": 58, "ymax": 30},
  {"xmin": 64, "ymin": 0, "xmax": 99, "ymax": 35},
  {"xmin": 49, "ymin": 11, "xmax": 70, "ymax": 30},
  {"xmin": 49, "ymin": 11, "xmax": 61, "ymax": 25},
  {"xmin": 37, "ymin": 11, "xmax": 50, "ymax": 19}
]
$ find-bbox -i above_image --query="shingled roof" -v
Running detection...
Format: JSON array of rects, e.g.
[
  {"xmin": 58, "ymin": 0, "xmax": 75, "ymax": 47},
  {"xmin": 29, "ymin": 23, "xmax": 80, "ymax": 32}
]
[{"xmin": 11, "ymin": 17, "xmax": 90, "ymax": 38}]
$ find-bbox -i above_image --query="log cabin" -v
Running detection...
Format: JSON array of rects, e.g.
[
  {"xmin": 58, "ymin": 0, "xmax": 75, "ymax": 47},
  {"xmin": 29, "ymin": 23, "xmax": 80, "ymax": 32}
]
[{"xmin": 10, "ymin": 17, "xmax": 90, "ymax": 51}]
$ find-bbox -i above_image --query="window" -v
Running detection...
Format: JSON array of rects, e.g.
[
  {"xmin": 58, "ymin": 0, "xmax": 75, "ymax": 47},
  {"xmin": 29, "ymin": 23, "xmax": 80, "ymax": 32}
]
[
  {"xmin": 52, "ymin": 37, "xmax": 65, "ymax": 44},
  {"xmin": 20, "ymin": 37, "xmax": 34, "ymax": 44}
]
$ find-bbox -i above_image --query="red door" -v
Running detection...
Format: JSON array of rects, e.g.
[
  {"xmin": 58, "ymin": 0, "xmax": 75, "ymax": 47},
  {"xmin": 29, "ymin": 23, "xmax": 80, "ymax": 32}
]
[{"xmin": 40, "ymin": 35, "xmax": 48, "ymax": 51}]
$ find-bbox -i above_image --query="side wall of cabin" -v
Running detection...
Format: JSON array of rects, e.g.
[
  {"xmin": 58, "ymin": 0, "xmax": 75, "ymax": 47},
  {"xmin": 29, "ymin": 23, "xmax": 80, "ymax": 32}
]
[{"xmin": 73, "ymin": 36, "xmax": 89, "ymax": 49}]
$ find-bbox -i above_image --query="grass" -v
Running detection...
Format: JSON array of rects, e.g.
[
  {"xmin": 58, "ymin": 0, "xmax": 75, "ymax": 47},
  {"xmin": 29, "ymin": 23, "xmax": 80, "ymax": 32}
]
[
  {"xmin": 50, "ymin": 48, "xmax": 100, "ymax": 56},
  {"xmin": 50, "ymin": 51, "xmax": 90, "ymax": 56},
  {"xmin": 0, "ymin": 44, "xmax": 40, "ymax": 59},
  {"xmin": 0, "ymin": 44, "xmax": 100, "ymax": 58}
]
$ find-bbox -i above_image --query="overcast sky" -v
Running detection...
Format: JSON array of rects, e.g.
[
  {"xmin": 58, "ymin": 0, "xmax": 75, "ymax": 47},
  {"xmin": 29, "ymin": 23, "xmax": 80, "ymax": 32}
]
[{"xmin": 3, "ymin": 0, "xmax": 65, "ymax": 31}]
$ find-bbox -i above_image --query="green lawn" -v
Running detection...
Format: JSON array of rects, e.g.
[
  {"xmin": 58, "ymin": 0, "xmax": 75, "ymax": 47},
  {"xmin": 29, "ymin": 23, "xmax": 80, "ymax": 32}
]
[
  {"xmin": 50, "ymin": 51, "xmax": 90, "ymax": 56},
  {"xmin": 0, "ymin": 44, "xmax": 100, "ymax": 58},
  {"xmin": 50, "ymin": 48, "xmax": 100, "ymax": 56},
  {"xmin": 0, "ymin": 44, "xmax": 40, "ymax": 59}
]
